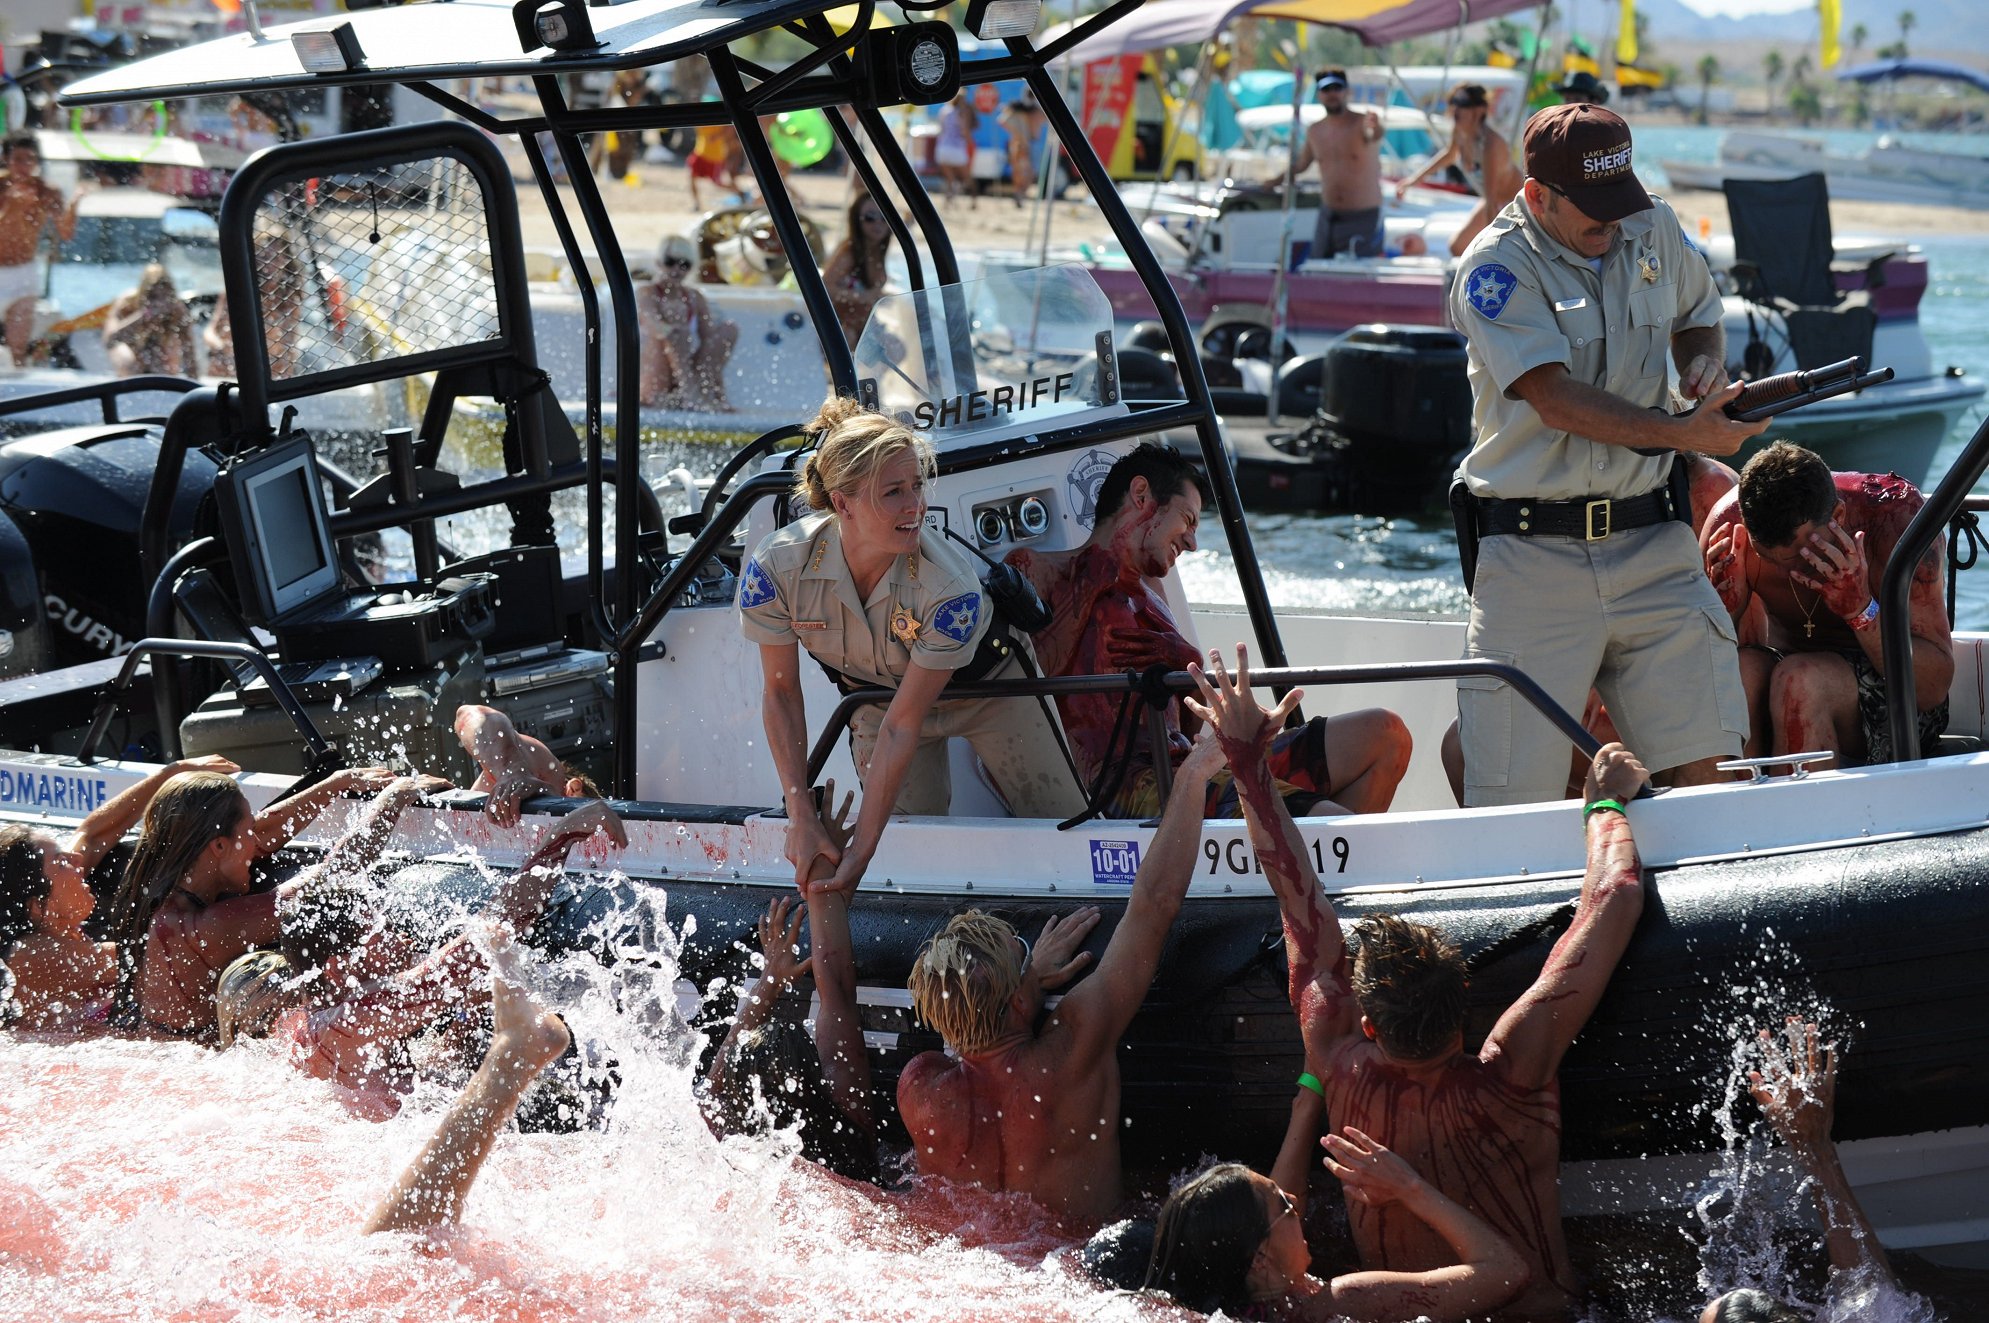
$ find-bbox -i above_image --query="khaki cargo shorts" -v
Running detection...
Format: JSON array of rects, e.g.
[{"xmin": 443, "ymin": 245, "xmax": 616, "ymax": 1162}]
[{"xmin": 1458, "ymin": 519, "xmax": 1746, "ymax": 806}]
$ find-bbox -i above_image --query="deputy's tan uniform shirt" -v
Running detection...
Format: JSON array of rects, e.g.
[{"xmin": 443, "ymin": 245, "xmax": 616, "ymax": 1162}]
[
  {"xmin": 739, "ymin": 511, "xmax": 987, "ymax": 682},
  {"xmin": 1452, "ymin": 194, "xmax": 1723, "ymax": 500},
  {"xmin": 739, "ymin": 512, "xmax": 1084, "ymax": 818}
]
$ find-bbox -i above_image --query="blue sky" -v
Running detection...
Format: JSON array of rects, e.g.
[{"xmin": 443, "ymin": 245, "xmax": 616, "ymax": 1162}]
[{"xmin": 1674, "ymin": 0, "xmax": 1817, "ymax": 14}]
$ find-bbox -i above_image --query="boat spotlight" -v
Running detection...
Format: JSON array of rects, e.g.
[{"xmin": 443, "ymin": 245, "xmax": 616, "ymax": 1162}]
[
  {"xmin": 512, "ymin": 0, "xmax": 603, "ymax": 54},
  {"xmin": 965, "ymin": 0, "xmax": 1041, "ymax": 40},
  {"xmin": 290, "ymin": 22, "xmax": 367, "ymax": 73}
]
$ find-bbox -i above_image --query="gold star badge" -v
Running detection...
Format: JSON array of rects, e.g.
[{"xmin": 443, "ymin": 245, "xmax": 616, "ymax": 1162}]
[
  {"xmin": 1638, "ymin": 253, "xmax": 1661, "ymax": 284},
  {"xmin": 890, "ymin": 604, "xmax": 922, "ymax": 645}
]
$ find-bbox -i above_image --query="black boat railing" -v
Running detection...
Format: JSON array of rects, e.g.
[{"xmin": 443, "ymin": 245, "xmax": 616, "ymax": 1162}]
[
  {"xmin": 0, "ymin": 374, "xmax": 197, "ymax": 424},
  {"xmin": 804, "ymin": 660, "xmax": 1600, "ymax": 820},
  {"xmin": 77, "ymin": 638, "xmax": 338, "ymax": 773},
  {"xmin": 1885, "ymin": 414, "xmax": 1989, "ymax": 762}
]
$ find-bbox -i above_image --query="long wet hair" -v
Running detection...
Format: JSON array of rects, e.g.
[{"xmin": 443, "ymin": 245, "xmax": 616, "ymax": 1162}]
[
  {"xmin": 1708, "ymin": 1288, "xmax": 1807, "ymax": 1322},
  {"xmin": 1144, "ymin": 1162, "xmax": 1272, "ymax": 1315},
  {"xmin": 0, "ymin": 825, "xmax": 52, "ymax": 951},
  {"xmin": 794, "ymin": 395, "xmax": 935, "ymax": 514},
  {"xmin": 103, "ymin": 772, "xmax": 250, "ymax": 1016}
]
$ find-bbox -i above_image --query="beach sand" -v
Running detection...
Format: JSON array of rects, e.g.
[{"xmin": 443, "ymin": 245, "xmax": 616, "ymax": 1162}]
[{"xmin": 505, "ymin": 146, "xmax": 1989, "ymax": 267}]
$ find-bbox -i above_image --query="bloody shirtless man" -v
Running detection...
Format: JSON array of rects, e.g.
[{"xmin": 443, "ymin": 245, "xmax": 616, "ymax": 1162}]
[
  {"xmin": 1213, "ymin": 641, "xmax": 1652, "ymax": 1320},
  {"xmin": 897, "ymin": 717, "xmax": 1223, "ymax": 1230},
  {"xmin": 1702, "ymin": 441, "xmax": 1955, "ymax": 768},
  {"xmin": 0, "ymin": 134, "xmax": 80, "ymax": 365},
  {"xmin": 1281, "ymin": 71, "xmax": 1386, "ymax": 259},
  {"xmin": 1008, "ymin": 442, "xmax": 1410, "ymax": 819}
]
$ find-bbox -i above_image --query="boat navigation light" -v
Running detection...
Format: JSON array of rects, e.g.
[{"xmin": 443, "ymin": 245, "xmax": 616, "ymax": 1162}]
[
  {"xmin": 964, "ymin": 0, "xmax": 1041, "ymax": 40},
  {"xmin": 291, "ymin": 22, "xmax": 367, "ymax": 73},
  {"xmin": 512, "ymin": 0, "xmax": 604, "ymax": 53}
]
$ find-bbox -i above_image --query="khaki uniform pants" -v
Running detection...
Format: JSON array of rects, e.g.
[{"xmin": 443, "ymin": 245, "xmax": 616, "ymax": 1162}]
[
  {"xmin": 848, "ymin": 656, "xmax": 1088, "ymax": 817},
  {"xmin": 1459, "ymin": 520, "xmax": 1747, "ymax": 806}
]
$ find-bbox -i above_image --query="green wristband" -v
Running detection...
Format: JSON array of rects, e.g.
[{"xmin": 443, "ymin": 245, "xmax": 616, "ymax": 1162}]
[
  {"xmin": 1297, "ymin": 1072, "xmax": 1325, "ymax": 1098},
  {"xmin": 1583, "ymin": 797, "xmax": 1627, "ymax": 822}
]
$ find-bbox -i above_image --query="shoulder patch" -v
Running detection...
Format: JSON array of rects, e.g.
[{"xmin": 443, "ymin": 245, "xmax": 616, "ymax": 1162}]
[
  {"xmin": 738, "ymin": 558, "xmax": 776, "ymax": 610},
  {"xmin": 929, "ymin": 591, "xmax": 981, "ymax": 644},
  {"xmin": 1464, "ymin": 263, "xmax": 1520, "ymax": 321}
]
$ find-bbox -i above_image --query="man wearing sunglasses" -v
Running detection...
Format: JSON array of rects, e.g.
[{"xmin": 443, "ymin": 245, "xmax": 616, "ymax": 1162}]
[{"xmin": 1449, "ymin": 104, "xmax": 1767, "ymax": 807}]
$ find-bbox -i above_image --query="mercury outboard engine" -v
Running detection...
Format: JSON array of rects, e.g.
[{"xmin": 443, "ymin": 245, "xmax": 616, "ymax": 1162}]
[
  {"xmin": 0, "ymin": 424, "xmax": 219, "ymax": 668},
  {"xmin": 1319, "ymin": 325, "xmax": 1472, "ymax": 508}
]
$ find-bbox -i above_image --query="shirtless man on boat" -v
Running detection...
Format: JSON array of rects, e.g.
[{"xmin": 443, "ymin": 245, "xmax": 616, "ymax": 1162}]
[
  {"xmin": 1218, "ymin": 643, "xmax": 1653, "ymax": 1319},
  {"xmin": 1702, "ymin": 441, "xmax": 1955, "ymax": 767},
  {"xmin": 897, "ymin": 703, "xmax": 1225, "ymax": 1230},
  {"xmin": 1280, "ymin": 70, "xmax": 1386, "ymax": 260},
  {"xmin": 1008, "ymin": 442, "xmax": 1410, "ymax": 818}
]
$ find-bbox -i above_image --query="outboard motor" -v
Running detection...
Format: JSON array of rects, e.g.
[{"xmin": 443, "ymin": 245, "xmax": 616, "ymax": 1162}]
[
  {"xmin": 1320, "ymin": 325, "xmax": 1472, "ymax": 507},
  {"xmin": 0, "ymin": 425, "xmax": 219, "ymax": 667}
]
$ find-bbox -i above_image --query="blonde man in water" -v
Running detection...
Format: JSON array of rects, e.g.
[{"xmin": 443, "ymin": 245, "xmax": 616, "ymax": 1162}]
[{"xmin": 896, "ymin": 651, "xmax": 1230, "ymax": 1231}]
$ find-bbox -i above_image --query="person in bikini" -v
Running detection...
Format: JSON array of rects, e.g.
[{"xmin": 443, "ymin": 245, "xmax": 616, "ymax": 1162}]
[
  {"xmin": 1702, "ymin": 441, "xmax": 1955, "ymax": 768},
  {"xmin": 1396, "ymin": 85, "xmax": 1523, "ymax": 257},
  {"xmin": 213, "ymin": 799, "xmax": 625, "ymax": 1121},
  {"xmin": 1220, "ymin": 638, "xmax": 1655, "ymax": 1319},
  {"xmin": 100, "ymin": 765, "xmax": 409, "ymax": 1037},
  {"xmin": 0, "ymin": 755, "xmax": 239, "ymax": 1030},
  {"xmin": 895, "ymin": 692, "xmax": 1224, "ymax": 1231},
  {"xmin": 638, "ymin": 234, "xmax": 736, "ymax": 411},
  {"xmin": 1008, "ymin": 443, "xmax": 1410, "ymax": 818},
  {"xmin": 1278, "ymin": 71, "xmax": 1385, "ymax": 260},
  {"xmin": 0, "ymin": 133, "xmax": 81, "ymax": 366}
]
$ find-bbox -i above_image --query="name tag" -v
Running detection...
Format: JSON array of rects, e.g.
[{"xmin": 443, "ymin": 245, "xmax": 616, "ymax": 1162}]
[
  {"xmin": 1553, "ymin": 297, "xmax": 1589, "ymax": 312},
  {"xmin": 793, "ymin": 620, "xmax": 828, "ymax": 632}
]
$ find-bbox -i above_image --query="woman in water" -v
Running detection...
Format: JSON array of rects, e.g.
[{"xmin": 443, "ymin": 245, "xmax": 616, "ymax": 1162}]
[
  {"xmin": 740, "ymin": 396, "xmax": 1083, "ymax": 896},
  {"xmin": 0, "ymin": 755, "xmax": 238, "ymax": 1029},
  {"xmin": 100, "ymin": 764, "xmax": 405, "ymax": 1036},
  {"xmin": 820, "ymin": 191, "xmax": 892, "ymax": 350}
]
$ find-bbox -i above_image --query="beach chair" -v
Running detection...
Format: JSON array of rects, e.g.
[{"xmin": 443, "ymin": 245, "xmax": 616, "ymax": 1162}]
[{"xmin": 1722, "ymin": 172, "xmax": 1890, "ymax": 374}]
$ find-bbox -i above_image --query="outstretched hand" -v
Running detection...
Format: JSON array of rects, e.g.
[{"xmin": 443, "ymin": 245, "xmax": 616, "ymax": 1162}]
[
  {"xmin": 548, "ymin": 799, "xmax": 628, "ymax": 849},
  {"xmin": 1031, "ymin": 906, "xmax": 1101, "ymax": 989},
  {"xmin": 755, "ymin": 894, "xmax": 812, "ymax": 990},
  {"xmin": 1322, "ymin": 1127, "xmax": 1426, "ymax": 1209},
  {"xmin": 1581, "ymin": 742, "xmax": 1649, "ymax": 805},
  {"xmin": 1183, "ymin": 643, "xmax": 1303, "ymax": 764},
  {"xmin": 1749, "ymin": 1017, "xmax": 1837, "ymax": 1162}
]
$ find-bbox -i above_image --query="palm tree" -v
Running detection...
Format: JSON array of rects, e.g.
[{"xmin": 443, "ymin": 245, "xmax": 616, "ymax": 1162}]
[
  {"xmin": 1898, "ymin": 10, "xmax": 1915, "ymax": 56},
  {"xmin": 1763, "ymin": 49, "xmax": 1784, "ymax": 118},
  {"xmin": 1849, "ymin": 22, "xmax": 1867, "ymax": 61},
  {"xmin": 1696, "ymin": 53, "xmax": 1720, "ymax": 125}
]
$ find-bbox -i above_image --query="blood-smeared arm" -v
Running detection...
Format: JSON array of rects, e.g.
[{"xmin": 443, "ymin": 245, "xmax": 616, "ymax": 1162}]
[
  {"xmin": 817, "ymin": 661, "xmax": 952, "ymax": 896},
  {"xmin": 805, "ymin": 781, "xmax": 874, "ymax": 1131},
  {"xmin": 1486, "ymin": 743, "xmax": 1649, "ymax": 1091},
  {"xmin": 1184, "ymin": 645, "xmax": 1359, "ymax": 1052},
  {"xmin": 1315, "ymin": 1127, "xmax": 1532, "ymax": 1321},
  {"xmin": 1796, "ymin": 519, "xmax": 1954, "ymax": 711}
]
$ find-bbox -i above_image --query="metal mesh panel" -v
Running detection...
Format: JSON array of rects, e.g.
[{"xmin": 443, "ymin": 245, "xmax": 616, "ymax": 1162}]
[{"xmin": 249, "ymin": 155, "xmax": 502, "ymax": 384}]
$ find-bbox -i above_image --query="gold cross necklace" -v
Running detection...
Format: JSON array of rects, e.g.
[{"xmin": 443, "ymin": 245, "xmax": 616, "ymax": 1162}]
[{"xmin": 1793, "ymin": 582, "xmax": 1822, "ymax": 638}]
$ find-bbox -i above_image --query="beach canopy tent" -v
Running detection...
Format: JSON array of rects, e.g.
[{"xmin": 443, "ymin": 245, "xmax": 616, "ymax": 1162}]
[
  {"xmin": 1833, "ymin": 58, "xmax": 1989, "ymax": 96},
  {"xmin": 1045, "ymin": 0, "xmax": 1546, "ymax": 60}
]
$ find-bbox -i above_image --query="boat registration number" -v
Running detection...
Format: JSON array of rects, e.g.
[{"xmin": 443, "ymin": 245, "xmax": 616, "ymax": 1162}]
[{"xmin": 1203, "ymin": 835, "xmax": 1350, "ymax": 877}]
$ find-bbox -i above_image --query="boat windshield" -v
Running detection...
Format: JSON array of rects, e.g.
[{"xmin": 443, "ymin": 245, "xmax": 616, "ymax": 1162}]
[{"xmin": 852, "ymin": 264, "xmax": 1123, "ymax": 449}]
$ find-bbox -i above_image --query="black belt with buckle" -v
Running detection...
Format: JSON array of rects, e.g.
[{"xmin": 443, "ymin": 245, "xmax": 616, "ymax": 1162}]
[{"xmin": 1476, "ymin": 485, "xmax": 1680, "ymax": 541}]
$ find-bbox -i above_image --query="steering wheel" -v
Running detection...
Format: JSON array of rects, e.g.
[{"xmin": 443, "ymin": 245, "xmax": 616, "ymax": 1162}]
[{"xmin": 698, "ymin": 422, "xmax": 811, "ymax": 530}]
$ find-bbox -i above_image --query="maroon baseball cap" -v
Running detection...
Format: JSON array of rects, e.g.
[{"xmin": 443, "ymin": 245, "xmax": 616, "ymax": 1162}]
[{"xmin": 1522, "ymin": 103, "xmax": 1652, "ymax": 223}]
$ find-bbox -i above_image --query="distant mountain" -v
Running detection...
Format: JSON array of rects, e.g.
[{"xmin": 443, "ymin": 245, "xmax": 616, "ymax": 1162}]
[{"xmin": 1628, "ymin": 0, "xmax": 1986, "ymax": 60}]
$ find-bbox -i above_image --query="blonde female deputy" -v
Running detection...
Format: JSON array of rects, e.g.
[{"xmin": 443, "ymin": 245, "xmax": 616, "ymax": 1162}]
[{"xmin": 741, "ymin": 397, "xmax": 1084, "ymax": 895}]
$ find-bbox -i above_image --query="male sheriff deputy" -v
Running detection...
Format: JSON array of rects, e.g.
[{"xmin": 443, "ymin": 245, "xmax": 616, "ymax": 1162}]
[{"xmin": 1449, "ymin": 104, "xmax": 1768, "ymax": 805}]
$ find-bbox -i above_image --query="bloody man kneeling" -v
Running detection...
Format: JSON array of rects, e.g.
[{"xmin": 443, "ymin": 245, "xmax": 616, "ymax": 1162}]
[{"xmin": 1007, "ymin": 443, "xmax": 1411, "ymax": 819}]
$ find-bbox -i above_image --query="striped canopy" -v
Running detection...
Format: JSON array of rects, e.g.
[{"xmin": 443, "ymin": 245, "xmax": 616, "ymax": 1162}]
[{"xmin": 1044, "ymin": 0, "xmax": 1545, "ymax": 58}]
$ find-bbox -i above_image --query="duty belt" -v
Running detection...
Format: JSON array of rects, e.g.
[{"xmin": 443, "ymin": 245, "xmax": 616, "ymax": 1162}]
[{"xmin": 1475, "ymin": 485, "xmax": 1681, "ymax": 542}]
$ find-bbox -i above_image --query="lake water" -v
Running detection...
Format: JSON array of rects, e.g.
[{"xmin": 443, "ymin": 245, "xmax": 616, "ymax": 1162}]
[{"xmin": 1180, "ymin": 125, "xmax": 1989, "ymax": 629}]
